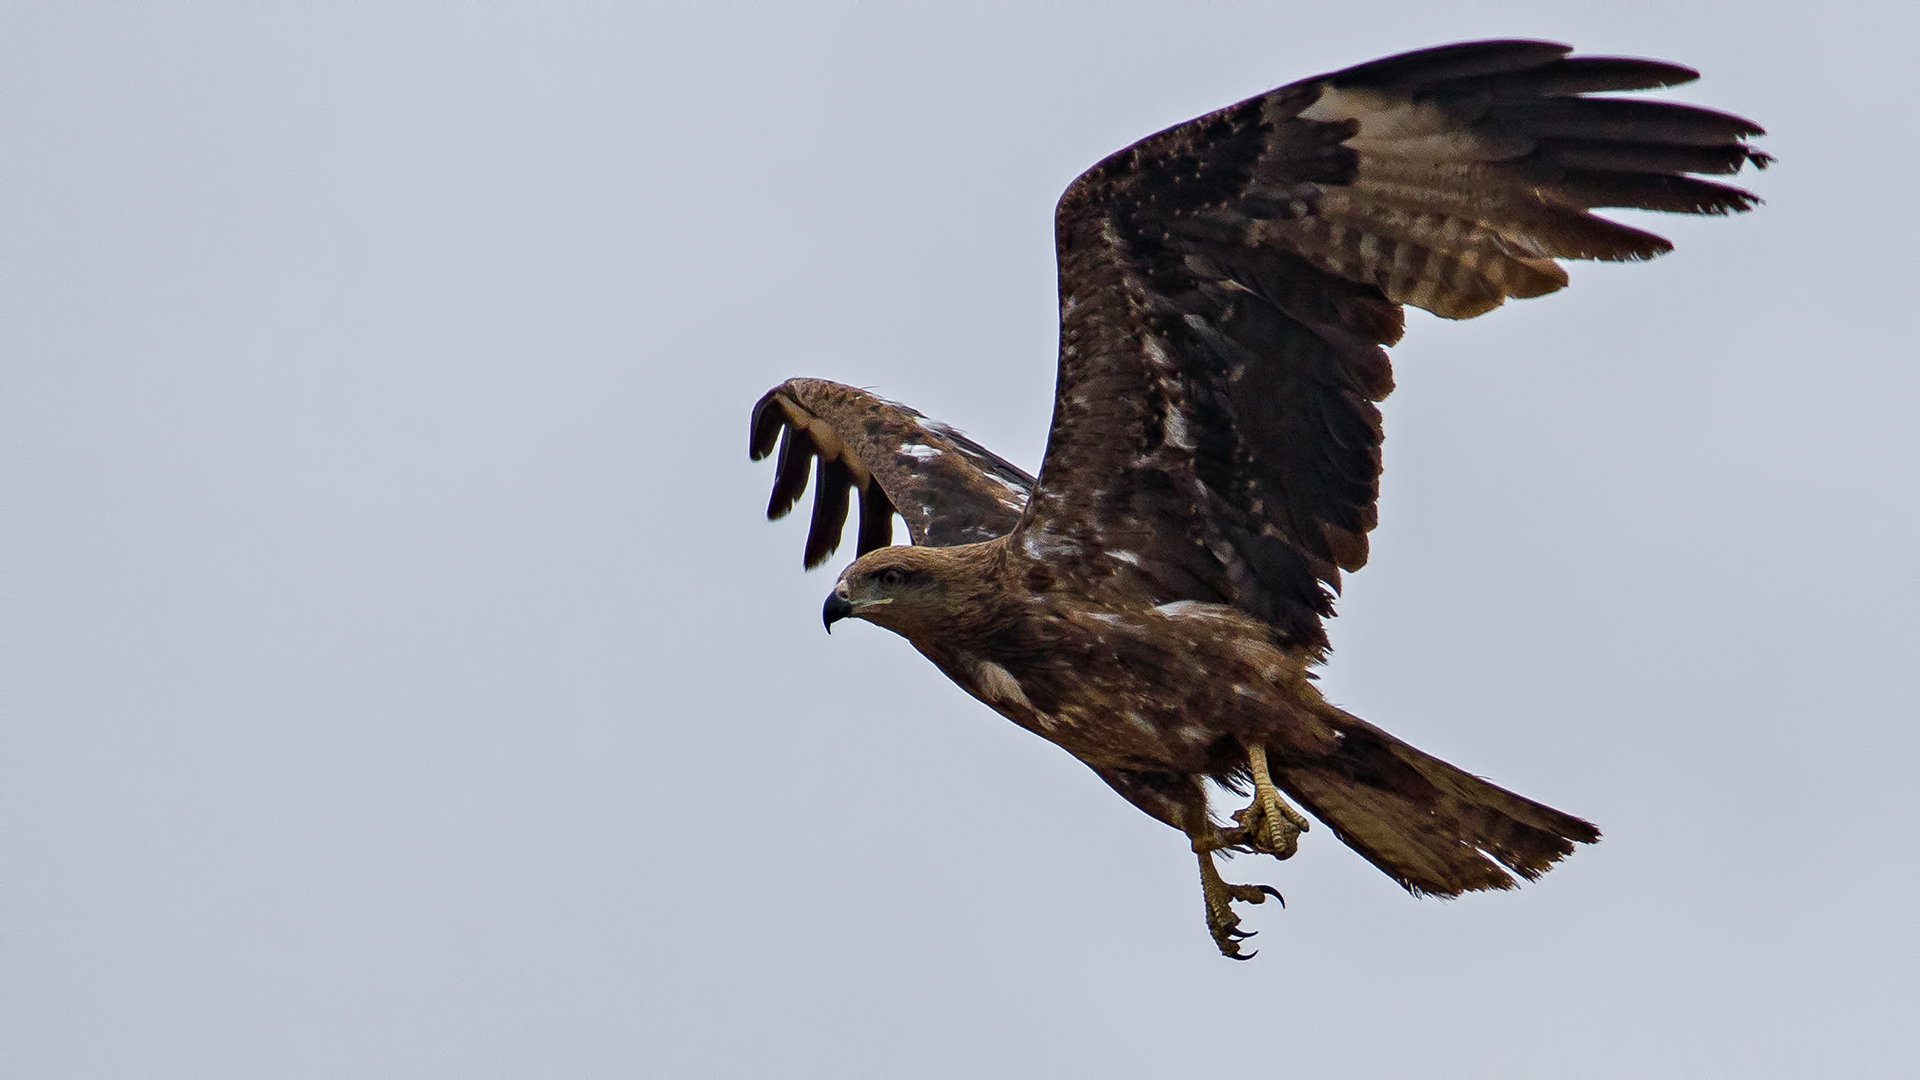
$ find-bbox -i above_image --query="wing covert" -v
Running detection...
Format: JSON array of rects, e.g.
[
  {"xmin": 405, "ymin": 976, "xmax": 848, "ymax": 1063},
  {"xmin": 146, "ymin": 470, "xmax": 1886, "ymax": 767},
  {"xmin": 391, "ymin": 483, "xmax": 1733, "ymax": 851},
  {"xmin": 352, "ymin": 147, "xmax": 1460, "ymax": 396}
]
[
  {"xmin": 749, "ymin": 378, "xmax": 1034, "ymax": 568},
  {"xmin": 1013, "ymin": 39, "xmax": 1767, "ymax": 651}
]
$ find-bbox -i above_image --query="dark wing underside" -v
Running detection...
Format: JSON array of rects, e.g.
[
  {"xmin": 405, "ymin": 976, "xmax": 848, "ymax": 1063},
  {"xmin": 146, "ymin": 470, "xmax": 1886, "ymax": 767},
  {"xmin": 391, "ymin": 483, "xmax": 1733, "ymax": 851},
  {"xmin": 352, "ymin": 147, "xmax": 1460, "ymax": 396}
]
[
  {"xmin": 749, "ymin": 378, "xmax": 1034, "ymax": 568},
  {"xmin": 1014, "ymin": 39, "xmax": 1767, "ymax": 651}
]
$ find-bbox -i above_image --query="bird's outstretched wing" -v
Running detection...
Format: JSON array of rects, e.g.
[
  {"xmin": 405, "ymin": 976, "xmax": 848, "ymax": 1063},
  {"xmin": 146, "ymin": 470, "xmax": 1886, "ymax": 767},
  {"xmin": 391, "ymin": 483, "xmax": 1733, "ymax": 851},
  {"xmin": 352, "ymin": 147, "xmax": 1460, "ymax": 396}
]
[
  {"xmin": 750, "ymin": 378, "xmax": 1034, "ymax": 568},
  {"xmin": 1014, "ymin": 39, "xmax": 1768, "ymax": 650}
]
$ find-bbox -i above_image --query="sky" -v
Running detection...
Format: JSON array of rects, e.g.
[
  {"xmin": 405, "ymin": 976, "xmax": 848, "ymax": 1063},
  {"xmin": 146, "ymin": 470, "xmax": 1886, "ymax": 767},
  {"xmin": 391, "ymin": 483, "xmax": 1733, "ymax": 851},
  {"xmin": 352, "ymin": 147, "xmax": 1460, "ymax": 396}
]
[{"xmin": 3, "ymin": 3, "xmax": 1916, "ymax": 1076}]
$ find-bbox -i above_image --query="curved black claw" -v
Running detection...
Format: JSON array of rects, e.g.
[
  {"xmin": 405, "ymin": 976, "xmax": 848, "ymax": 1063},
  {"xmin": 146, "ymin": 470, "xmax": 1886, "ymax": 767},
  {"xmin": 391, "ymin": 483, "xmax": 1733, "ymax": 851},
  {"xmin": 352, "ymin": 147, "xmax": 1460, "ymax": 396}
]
[
  {"xmin": 1226, "ymin": 949, "xmax": 1257, "ymax": 961},
  {"xmin": 1199, "ymin": 850, "xmax": 1286, "ymax": 960}
]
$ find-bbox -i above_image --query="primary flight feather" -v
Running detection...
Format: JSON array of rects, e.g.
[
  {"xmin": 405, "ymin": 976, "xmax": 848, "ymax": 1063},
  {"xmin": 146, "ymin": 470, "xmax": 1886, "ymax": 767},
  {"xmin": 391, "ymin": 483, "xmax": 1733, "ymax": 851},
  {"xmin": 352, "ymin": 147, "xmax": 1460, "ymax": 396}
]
[{"xmin": 750, "ymin": 39, "xmax": 1765, "ymax": 957}]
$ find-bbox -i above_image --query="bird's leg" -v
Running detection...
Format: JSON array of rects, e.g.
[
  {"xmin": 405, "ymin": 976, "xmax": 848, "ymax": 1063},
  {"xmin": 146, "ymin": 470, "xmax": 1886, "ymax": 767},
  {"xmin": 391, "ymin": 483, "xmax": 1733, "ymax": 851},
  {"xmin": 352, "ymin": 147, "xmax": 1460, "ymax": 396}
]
[
  {"xmin": 1190, "ymin": 830, "xmax": 1282, "ymax": 960},
  {"xmin": 1086, "ymin": 766, "xmax": 1284, "ymax": 958},
  {"xmin": 1233, "ymin": 742, "xmax": 1310, "ymax": 860}
]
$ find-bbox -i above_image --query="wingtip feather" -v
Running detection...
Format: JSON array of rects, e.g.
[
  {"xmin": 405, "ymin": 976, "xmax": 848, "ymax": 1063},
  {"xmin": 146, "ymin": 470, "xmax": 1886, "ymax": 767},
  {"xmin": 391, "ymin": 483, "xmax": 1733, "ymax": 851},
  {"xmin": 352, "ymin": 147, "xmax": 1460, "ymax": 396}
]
[{"xmin": 748, "ymin": 390, "xmax": 785, "ymax": 461}]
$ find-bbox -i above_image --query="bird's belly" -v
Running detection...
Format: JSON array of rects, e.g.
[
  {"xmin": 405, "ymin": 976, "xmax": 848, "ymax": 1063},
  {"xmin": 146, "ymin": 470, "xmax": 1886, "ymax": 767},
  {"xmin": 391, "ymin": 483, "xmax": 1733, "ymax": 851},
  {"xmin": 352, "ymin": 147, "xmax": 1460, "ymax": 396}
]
[
  {"xmin": 1044, "ymin": 697, "xmax": 1238, "ymax": 773},
  {"xmin": 931, "ymin": 599, "xmax": 1322, "ymax": 774},
  {"xmin": 982, "ymin": 640, "xmax": 1295, "ymax": 773}
]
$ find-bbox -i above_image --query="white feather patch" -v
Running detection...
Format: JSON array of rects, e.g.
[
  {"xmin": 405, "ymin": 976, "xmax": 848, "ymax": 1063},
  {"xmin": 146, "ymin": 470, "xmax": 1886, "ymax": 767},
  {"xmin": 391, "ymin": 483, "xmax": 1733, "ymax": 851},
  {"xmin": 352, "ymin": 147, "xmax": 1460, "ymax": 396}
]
[
  {"xmin": 1163, "ymin": 408, "xmax": 1194, "ymax": 451},
  {"xmin": 980, "ymin": 471, "xmax": 1030, "ymax": 505},
  {"xmin": 1022, "ymin": 532, "xmax": 1082, "ymax": 560},
  {"xmin": 973, "ymin": 660, "xmax": 1031, "ymax": 709},
  {"xmin": 1297, "ymin": 85, "xmax": 1516, "ymax": 163}
]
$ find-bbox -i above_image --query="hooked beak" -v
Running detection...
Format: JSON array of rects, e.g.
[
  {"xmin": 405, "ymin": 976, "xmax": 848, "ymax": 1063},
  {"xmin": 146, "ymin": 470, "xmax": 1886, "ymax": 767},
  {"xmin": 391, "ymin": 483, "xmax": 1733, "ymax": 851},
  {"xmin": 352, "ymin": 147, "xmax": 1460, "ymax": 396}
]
[{"xmin": 823, "ymin": 591, "xmax": 855, "ymax": 633}]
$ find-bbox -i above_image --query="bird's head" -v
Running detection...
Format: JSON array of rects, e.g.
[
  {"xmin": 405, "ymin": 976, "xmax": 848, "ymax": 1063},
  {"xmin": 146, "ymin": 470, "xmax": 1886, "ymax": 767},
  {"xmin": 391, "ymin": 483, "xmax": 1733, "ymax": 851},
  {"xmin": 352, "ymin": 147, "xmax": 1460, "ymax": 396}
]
[{"xmin": 823, "ymin": 546, "xmax": 959, "ymax": 637}]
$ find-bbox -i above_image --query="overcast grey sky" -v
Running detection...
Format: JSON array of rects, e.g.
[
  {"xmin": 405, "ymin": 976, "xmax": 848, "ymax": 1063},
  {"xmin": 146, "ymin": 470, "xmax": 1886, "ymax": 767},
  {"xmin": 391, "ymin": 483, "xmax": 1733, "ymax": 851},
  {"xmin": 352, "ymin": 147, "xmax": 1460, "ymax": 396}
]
[{"xmin": 3, "ymin": 3, "xmax": 1916, "ymax": 1076}]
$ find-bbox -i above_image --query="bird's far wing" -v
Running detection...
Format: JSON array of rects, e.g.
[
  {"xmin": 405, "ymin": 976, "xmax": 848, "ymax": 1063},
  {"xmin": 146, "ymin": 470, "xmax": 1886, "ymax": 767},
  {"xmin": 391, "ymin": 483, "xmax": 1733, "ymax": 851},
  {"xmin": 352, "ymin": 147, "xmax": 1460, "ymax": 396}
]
[
  {"xmin": 1014, "ymin": 39, "xmax": 1767, "ymax": 651},
  {"xmin": 750, "ymin": 378, "xmax": 1034, "ymax": 568}
]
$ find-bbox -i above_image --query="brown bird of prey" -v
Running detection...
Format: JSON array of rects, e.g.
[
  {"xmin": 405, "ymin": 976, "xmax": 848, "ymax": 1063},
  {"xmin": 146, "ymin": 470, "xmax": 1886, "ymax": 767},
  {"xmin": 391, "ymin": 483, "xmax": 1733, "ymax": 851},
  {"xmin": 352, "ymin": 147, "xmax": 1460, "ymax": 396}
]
[{"xmin": 749, "ymin": 40, "xmax": 1765, "ymax": 957}]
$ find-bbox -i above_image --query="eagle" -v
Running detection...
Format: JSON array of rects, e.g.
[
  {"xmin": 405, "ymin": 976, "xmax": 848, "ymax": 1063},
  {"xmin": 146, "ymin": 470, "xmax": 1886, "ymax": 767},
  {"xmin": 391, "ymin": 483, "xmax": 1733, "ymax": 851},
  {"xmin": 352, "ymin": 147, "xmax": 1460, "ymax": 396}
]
[{"xmin": 748, "ymin": 39, "xmax": 1766, "ymax": 958}]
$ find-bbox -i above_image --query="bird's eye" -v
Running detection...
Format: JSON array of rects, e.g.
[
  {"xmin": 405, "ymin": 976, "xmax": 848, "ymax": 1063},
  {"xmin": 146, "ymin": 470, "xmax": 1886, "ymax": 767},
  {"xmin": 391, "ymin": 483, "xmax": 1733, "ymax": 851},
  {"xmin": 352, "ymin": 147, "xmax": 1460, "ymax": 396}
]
[{"xmin": 878, "ymin": 568, "xmax": 906, "ymax": 588}]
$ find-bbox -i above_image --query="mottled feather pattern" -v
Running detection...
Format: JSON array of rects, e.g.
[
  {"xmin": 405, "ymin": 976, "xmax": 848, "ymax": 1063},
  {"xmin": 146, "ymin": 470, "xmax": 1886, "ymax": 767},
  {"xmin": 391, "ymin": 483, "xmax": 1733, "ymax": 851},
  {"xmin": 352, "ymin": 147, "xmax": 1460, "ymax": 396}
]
[
  {"xmin": 749, "ymin": 378, "xmax": 1033, "ymax": 566},
  {"xmin": 751, "ymin": 40, "xmax": 1759, "ymax": 932},
  {"xmin": 1013, "ymin": 39, "xmax": 1766, "ymax": 650}
]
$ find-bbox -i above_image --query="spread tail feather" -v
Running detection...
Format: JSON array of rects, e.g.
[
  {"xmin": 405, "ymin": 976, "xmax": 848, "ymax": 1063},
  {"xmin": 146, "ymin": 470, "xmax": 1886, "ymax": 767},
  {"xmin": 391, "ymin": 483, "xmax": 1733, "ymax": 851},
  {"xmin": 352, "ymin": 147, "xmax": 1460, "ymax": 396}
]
[{"xmin": 1277, "ymin": 707, "xmax": 1599, "ymax": 897}]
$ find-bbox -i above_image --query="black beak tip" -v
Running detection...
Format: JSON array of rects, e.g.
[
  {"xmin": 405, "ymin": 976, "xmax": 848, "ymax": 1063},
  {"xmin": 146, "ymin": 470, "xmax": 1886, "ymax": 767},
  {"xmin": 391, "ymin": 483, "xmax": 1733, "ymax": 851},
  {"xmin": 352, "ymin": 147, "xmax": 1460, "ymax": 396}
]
[{"xmin": 823, "ymin": 593, "xmax": 854, "ymax": 633}]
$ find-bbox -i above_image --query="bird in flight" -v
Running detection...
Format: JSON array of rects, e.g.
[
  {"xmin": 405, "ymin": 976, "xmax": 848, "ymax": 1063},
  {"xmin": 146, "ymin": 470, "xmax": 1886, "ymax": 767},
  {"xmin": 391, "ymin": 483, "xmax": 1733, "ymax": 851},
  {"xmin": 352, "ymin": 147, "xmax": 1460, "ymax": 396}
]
[{"xmin": 749, "ymin": 39, "xmax": 1766, "ymax": 957}]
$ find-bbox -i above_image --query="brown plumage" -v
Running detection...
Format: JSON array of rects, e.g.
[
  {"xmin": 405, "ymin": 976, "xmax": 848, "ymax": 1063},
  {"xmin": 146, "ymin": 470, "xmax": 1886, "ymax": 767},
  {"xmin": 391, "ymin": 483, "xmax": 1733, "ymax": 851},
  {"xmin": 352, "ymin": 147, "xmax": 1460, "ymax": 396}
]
[{"xmin": 750, "ymin": 40, "xmax": 1766, "ymax": 957}]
